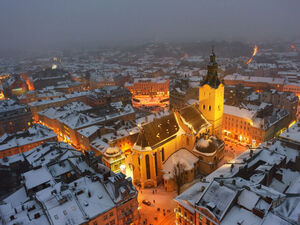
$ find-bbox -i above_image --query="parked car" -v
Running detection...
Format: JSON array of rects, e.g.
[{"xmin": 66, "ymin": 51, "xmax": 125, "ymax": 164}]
[{"xmin": 142, "ymin": 200, "xmax": 151, "ymax": 206}]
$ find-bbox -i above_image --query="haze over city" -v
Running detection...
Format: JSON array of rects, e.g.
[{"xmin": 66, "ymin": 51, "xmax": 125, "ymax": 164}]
[
  {"xmin": 1, "ymin": 1, "xmax": 300, "ymax": 225},
  {"xmin": 1, "ymin": 0, "xmax": 300, "ymax": 52}
]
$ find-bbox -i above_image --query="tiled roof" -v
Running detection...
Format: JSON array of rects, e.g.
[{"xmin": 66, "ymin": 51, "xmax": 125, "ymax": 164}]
[
  {"xmin": 136, "ymin": 113, "xmax": 179, "ymax": 149},
  {"xmin": 180, "ymin": 105, "xmax": 210, "ymax": 133}
]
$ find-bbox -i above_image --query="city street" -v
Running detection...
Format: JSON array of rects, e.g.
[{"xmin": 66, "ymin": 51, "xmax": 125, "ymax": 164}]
[
  {"xmin": 137, "ymin": 185, "xmax": 177, "ymax": 225},
  {"xmin": 223, "ymin": 141, "xmax": 248, "ymax": 162}
]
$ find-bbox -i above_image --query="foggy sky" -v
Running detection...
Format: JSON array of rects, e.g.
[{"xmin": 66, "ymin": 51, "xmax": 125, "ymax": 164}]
[{"xmin": 1, "ymin": 0, "xmax": 300, "ymax": 51}]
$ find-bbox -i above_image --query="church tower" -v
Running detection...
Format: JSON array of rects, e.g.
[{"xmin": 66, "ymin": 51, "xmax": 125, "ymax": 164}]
[{"xmin": 199, "ymin": 49, "xmax": 224, "ymax": 138}]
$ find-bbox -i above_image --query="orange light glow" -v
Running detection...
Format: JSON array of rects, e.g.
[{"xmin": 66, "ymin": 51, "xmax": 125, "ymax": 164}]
[
  {"xmin": 183, "ymin": 53, "xmax": 189, "ymax": 58},
  {"xmin": 246, "ymin": 44, "xmax": 258, "ymax": 64},
  {"xmin": 21, "ymin": 74, "xmax": 35, "ymax": 91},
  {"xmin": 246, "ymin": 58, "xmax": 253, "ymax": 64},
  {"xmin": 252, "ymin": 44, "xmax": 258, "ymax": 56},
  {"xmin": 291, "ymin": 44, "xmax": 297, "ymax": 52}
]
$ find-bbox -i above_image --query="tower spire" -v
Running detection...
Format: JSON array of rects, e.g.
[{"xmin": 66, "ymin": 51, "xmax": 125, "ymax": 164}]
[{"xmin": 200, "ymin": 49, "xmax": 221, "ymax": 89}]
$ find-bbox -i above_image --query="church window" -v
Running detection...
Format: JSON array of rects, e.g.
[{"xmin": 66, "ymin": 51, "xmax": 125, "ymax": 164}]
[
  {"xmin": 162, "ymin": 148, "xmax": 165, "ymax": 162},
  {"xmin": 186, "ymin": 137, "xmax": 189, "ymax": 145},
  {"xmin": 209, "ymin": 105, "xmax": 211, "ymax": 111},
  {"xmin": 145, "ymin": 155, "xmax": 151, "ymax": 179},
  {"xmin": 203, "ymin": 104, "xmax": 205, "ymax": 110},
  {"xmin": 154, "ymin": 152, "xmax": 158, "ymax": 176}
]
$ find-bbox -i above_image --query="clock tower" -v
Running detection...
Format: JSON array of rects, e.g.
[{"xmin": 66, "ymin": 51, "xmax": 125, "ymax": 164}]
[{"xmin": 199, "ymin": 49, "xmax": 224, "ymax": 138}]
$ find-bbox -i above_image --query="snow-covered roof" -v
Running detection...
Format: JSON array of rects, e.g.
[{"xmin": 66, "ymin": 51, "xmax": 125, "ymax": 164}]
[
  {"xmin": 23, "ymin": 166, "xmax": 53, "ymax": 190},
  {"xmin": 223, "ymin": 105, "xmax": 255, "ymax": 120},
  {"xmin": 224, "ymin": 73, "xmax": 285, "ymax": 84},
  {"xmin": 279, "ymin": 122, "xmax": 300, "ymax": 145},
  {"xmin": 196, "ymin": 180, "xmax": 237, "ymax": 221},
  {"xmin": 77, "ymin": 125, "xmax": 100, "ymax": 138},
  {"xmin": 162, "ymin": 149, "xmax": 198, "ymax": 180},
  {"xmin": 237, "ymin": 189, "xmax": 260, "ymax": 211},
  {"xmin": 0, "ymin": 124, "xmax": 57, "ymax": 152},
  {"xmin": 221, "ymin": 206, "xmax": 262, "ymax": 225}
]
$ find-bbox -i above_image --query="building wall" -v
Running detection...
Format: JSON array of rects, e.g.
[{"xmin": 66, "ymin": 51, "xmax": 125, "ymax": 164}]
[
  {"xmin": 199, "ymin": 83, "xmax": 224, "ymax": 138},
  {"xmin": 88, "ymin": 208, "xmax": 117, "ymax": 225},
  {"xmin": 116, "ymin": 196, "xmax": 139, "ymax": 225},
  {"xmin": 223, "ymin": 111, "xmax": 290, "ymax": 145},
  {"xmin": 260, "ymin": 91, "xmax": 298, "ymax": 121},
  {"xmin": 132, "ymin": 133, "xmax": 192, "ymax": 188},
  {"xmin": 175, "ymin": 203, "xmax": 196, "ymax": 225},
  {"xmin": 223, "ymin": 113, "xmax": 254, "ymax": 144},
  {"xmin": 126, "ymin": 79, "xmax": 169, "ymax": 96},
  {"xmin": 0, "ymin": 107, "xmax": 33, "ymax": 136},
  {"xmin": 163, "ymin": 166, "xmax": 196, "ymax": 192},
  {"xmin": 196, "ymin": 146, "xmax": 225, "ymax": 175}
]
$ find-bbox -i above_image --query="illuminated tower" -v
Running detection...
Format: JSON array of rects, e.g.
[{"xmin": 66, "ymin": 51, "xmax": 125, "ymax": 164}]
[{"xmin": 199, "ymin": 49, "xmax": 224, "ymax": 138}]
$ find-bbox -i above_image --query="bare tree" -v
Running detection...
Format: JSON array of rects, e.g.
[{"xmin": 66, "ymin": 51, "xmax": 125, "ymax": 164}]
[{"xmin": 172, "ymin": 162, "xmax": 186, "ymax": 195}]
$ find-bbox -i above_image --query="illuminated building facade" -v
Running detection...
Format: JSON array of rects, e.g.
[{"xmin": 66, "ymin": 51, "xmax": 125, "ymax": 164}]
[
  {"xmin": 223, "ymin": 104, "xmax": 290, "ymax": 145},
  {"xmin": 199, "ymin": 50, "xmax": 224, "ymax": 138},
  {"xmin": 102, "ymin": 146, "xmax": 125, "ymax": 173},
  {"xmin": 132, "ymin": 104, "xmax": 214, "ymax": 189},
  {"xmin": 125, "ymin": 77, "xmax": 169, "ymax": 111},
  {"xmin": 131, "ymin": 52, "xmax": 225, "ymax": 190}
]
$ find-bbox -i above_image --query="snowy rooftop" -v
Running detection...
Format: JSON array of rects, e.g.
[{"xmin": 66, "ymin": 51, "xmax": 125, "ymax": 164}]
[
  {"xmin": 77, "ymin": 125, "xmax": 100, "ymax": 138},
  {"xmin": 23, "ymin": 166, "xmax": 53, "ymax": 190},
  {"xmin": 221, "ymin": 206, "xmax": 262, "ymax": 225},
  {"xmin": 223, "ymin": 105, "xmax": 255, "ymax": 120},
  {"xmin": 1, "ymin": 140, "xmax": 137, "ymax": 225},
  {"xmin": 196, "ymin": 180, "xmax": 237, "ymax": 221},
  {"xmin": 29, "ymin": 96, "xmax": 67, "ymax": 107},
  {"xmin": 59, "ymin": 104, "xmax": 134, "ymax": 130},
  {"xmin": 38, "ymin": 101, "xmax": 91, "ymax": 119},
  {"xmin": 24, "ymin": 142, "xmax": 81, "ymax": 168},
  {"xmin": 0, "ymin": 124, "xmax": 57, "ymax": 152},
  {"xmin": 279, "ymin": 122, "xmax": 300, "ymax": 144},
  {"xmin": 224, "ymin": 73, "xmax": 285, "ymax": 84},
  {"xmin": 0, "ymin": 99, "xmax": 28, "ymax": 114},
  {"xmin": 162, "ymin": 149, "xmax": 198, "ymax": 180}
]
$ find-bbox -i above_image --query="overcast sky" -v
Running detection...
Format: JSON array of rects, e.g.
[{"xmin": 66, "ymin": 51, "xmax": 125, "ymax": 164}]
[{"xmin": 1, "ymin": 0, "xmax": 300, "ymax": 51}]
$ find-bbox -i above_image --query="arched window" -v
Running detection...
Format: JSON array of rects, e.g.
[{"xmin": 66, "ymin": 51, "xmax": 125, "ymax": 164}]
[
  {"xmin": 186, "ymin": 137, "xmax": 189, "ymax": 146},
  {"xmin": 161, "ymin": 148, "xmax": 165, "ymax": 162},
  {"xmin": 145, "ymin": 155, "xmax": 151, "ymax": 179},
  {"xmin": 203, "ymin": 104, "xmax": 205, "ymax": 110},
  {"xmin": 154, "ymin": 152, "xmax": 158, "ymax": 176},
  {"xmin": 209, "ymin": 105, "xmax": 211, "ymax": 111}
]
